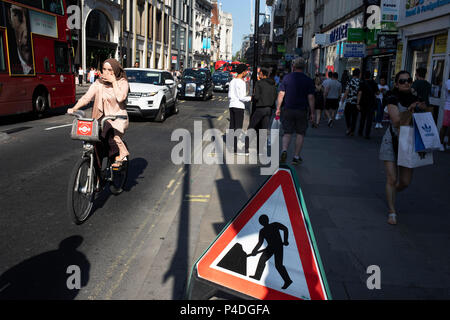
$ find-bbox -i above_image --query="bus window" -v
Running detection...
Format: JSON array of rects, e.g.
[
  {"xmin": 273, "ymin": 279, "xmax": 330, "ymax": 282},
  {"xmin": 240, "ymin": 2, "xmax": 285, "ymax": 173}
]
[
  {"xmin": 55, "ymin": 42, "xmax": 69, "ymax": 73},
  {"xmin": 0, "ymin": 33, "xmax": 6, "ymax": 72}
]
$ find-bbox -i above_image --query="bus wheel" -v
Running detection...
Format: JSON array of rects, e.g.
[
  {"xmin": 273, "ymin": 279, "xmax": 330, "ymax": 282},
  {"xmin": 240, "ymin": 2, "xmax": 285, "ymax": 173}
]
[{"xmin": 34, "ymin": 92, "xmax": 48, "ymax": 117}]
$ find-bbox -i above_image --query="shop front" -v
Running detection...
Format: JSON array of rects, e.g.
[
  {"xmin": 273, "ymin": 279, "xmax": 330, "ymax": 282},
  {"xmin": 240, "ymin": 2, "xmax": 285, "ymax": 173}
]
[
  {"xmin": 323, "ymin": 13, "xmax": 364, "ymax": 77},
  {"xmin": 398, "ymin": 0, "xmax": 450, "ymax": 127}
]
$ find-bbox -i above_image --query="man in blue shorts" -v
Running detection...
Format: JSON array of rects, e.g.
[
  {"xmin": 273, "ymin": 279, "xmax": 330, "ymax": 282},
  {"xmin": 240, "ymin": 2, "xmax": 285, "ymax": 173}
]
[{"xmin": 275, "ymin": 58, "xmax": 315, "ymax": 165}]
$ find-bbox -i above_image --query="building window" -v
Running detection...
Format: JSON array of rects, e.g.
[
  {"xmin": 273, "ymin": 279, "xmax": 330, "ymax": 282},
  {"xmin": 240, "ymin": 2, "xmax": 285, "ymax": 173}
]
[
  {"xmin": 86, "ymin": 9, "xmax": 113, "ymax": 42},
  {"xmin": 172, "ymin": 23, "xmax": 178, "ymax": 48},
  {"xmin": 180, "ymin": 27, "xmax": 185, "ymax": 51}
]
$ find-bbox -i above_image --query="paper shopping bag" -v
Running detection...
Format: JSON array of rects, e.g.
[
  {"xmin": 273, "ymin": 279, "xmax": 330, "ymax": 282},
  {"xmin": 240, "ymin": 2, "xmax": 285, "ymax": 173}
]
[
  {"xmin": 413, "ymin": 112, "xmax": 442, "ymax": 152},
  {"xmin": 398, "ymin": 126, "xmax": 433, "ymax": 168}
]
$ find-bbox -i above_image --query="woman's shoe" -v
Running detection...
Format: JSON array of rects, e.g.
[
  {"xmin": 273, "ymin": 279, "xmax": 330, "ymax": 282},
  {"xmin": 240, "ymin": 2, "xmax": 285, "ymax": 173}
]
[
  {"xmin": 388, "ymin": 213, "xmax": 397, "ymax": 225},
  {"xmin": 112, "ymin": 156, "xmax": 128, "ymax": 168}
]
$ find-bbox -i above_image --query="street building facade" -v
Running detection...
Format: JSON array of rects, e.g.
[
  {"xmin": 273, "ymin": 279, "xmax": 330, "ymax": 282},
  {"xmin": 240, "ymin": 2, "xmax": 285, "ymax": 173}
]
[
  {"xmin": 397, "ymin": 0, "xmax": 450, "ymax": 128},
  {"xmin": 70, "ymin": 0, "xmax": 232, "ymax": 73}
]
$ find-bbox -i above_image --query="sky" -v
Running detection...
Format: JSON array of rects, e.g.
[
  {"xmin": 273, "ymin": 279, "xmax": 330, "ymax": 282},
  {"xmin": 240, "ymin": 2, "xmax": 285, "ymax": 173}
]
[{"xmin": 220, "ymin": 0, "xmax": 268, "ymax": 56}]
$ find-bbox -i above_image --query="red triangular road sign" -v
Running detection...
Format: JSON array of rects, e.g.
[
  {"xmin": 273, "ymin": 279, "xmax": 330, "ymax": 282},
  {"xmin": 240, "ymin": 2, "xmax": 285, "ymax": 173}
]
[{"xmin": 194, "ymin": 167, "xmax": 330, "ymax": 300}]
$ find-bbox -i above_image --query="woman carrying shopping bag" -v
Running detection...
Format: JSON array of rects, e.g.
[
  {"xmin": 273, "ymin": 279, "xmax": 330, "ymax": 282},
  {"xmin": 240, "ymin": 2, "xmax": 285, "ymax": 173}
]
[{"xmin": 379, "ymin": 71, "xmax": 427, "ymax": 225}]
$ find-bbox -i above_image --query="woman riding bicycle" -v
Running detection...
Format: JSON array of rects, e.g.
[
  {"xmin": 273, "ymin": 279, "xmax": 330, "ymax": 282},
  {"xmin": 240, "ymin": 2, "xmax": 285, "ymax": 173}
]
[{"xmin": 68, "ymin": 59, "xmax": 129, "ymax": 167}]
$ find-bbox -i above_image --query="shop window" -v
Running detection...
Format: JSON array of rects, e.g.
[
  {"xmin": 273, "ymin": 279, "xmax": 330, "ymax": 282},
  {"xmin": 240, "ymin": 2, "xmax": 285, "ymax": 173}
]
[
  {"xmin": 431, "ymin": 59, "xmax": 445, "ymax": 98},
  {"xmin": 0, "ymin": 33, "xmax": 6, "ymax": 72},
  {"xmin": 409, "ymin": 37, "xmax": 433, "ymax": 80},
  {"xmin": 55, "ymin": 42, "xmax": 69, "ymax": 73}
]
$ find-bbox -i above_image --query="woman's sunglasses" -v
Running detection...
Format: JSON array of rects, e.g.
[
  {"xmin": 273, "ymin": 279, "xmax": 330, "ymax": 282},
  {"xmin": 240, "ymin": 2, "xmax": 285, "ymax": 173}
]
[{"xmin": 398, "ymin": 78, "xmax": 413, "ymax": 85}]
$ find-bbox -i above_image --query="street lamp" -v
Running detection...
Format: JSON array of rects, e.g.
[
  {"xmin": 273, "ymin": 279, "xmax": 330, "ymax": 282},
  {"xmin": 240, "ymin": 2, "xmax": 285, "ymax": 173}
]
[{"xmin": 252, "ymin": 0, "xmax": 260, "ymax": 90}]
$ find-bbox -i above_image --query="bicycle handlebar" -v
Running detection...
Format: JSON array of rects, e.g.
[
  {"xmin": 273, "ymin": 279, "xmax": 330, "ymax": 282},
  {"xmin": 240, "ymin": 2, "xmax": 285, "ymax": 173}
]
[{"xmin": 68, "ymin": 111, "xmax": 128, "ymax": 131}]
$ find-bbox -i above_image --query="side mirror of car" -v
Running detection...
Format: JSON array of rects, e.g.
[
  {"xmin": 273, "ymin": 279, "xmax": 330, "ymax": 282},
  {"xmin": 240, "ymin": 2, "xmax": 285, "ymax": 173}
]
[{"xmin": 165, "ymin": 79, "xmax": 175, "ymax": 85}]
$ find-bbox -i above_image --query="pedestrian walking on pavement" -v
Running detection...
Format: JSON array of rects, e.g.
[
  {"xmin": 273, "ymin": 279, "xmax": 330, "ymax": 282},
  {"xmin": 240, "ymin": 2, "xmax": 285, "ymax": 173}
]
[
  {"xmin": 379, "ymin": 71, "xmax": 428, "ymax": 225},
  {"xmin": 78, "ymin": 66, "xmax": 84, "ymax": 86},
  {"xmin": 376, "ymin": 77, "xmax": 390, "ymax": 129},
  {"xmin": 275, "ymin": 57, "xmax": 315, "ymax": 165},
  {"xmin": 228, "ymin": 64, "xmax": 252, "ymax": 153},
  {"xmin": 341, "ymin": 68, "xmax": 361, "ymax": 136},
  {"xmin": 68, "ymin": 59, "xmax": 130, "ymax": 168},
  {"xmin": 313, "ymin": 75, "xmax": 324, "ymax": 128},
  {"xmin": 324, "ymin": 72, "xmax": 342, "ymax": 128},
  {"xmin": 246, "ymin": 67, "xmax": 277, "ymax": 153},
  {"xmin": 89, "ymin": 67, "xmax": 95, "ymax": 84},
  {"xmin": 357, "ymin": 71, "xmax": 379, "ymax": 139},
  {"xmin": 341, "ymin": 70, "xmax": 350, "ymax": 93},
  {"xmin": 412, "ymin": 67, "xmax": 432, "ymax": 107}
]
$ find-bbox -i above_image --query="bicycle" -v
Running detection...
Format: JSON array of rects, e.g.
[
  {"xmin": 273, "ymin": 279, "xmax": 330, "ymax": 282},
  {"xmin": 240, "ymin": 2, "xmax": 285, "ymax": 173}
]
[{"xmin": 67, "ymin": 110, "xmax": 129, "ymax": 225}]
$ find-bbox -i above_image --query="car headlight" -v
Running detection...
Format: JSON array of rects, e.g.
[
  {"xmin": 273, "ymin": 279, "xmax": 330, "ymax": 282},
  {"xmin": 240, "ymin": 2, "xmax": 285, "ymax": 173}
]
[
  {"xmin": 199, "ymin": 85, "xmax": 205, "ymax": 90},
  {"xmin": 141, "ymin": 92, "xmax": 157, "ymax": 97},
  {"xmin": 225, "ymin": 82, "xmax": 230, "ymax": 86},
  {"xmin": 177, "ymin": 84, "xmax": 182, "ymax": 88}
]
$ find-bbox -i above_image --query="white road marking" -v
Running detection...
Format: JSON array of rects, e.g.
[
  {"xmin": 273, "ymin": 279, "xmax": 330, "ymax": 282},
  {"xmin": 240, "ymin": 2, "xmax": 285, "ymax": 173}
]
[{"xmin": 44, "ymin": 124, "xmax": 72, "ymax": 131}]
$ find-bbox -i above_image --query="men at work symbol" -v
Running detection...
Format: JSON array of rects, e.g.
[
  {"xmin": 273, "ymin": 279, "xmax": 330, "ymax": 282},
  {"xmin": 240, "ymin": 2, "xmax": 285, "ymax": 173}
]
[
  {"xmin": 216, "ymin": 215, "xmax": 293, "ymax": 290},
  {"xmin": 249, "ymin": 215, "xmax": 293, "ymax": 290}
]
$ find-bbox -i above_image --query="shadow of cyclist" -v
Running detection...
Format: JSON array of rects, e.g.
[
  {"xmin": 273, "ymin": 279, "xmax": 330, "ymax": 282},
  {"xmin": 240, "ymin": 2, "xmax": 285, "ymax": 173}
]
[{"xmin": 0, "ymin": 236, "xmax": 90, "ymax": 300}]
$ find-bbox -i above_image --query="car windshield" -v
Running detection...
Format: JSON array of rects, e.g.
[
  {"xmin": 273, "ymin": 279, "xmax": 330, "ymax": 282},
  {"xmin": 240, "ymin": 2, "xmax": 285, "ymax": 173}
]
[
  {"xmin": 183, "ymin": 69, "xmax": 206, "ymax": 81},
  {"xmin": 213, "ymin": 73, "xmax": 229, "ymax": 81},
  {"xmin": 126, "ymin": 70, "xmax": 162, "ymax": 85}
]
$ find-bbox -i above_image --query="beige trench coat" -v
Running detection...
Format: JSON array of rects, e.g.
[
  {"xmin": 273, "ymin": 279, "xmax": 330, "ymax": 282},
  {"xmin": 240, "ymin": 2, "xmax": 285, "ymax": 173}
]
[{"xmin": 78, "ymin": 78, "xmax": 129, "ymax": 134}]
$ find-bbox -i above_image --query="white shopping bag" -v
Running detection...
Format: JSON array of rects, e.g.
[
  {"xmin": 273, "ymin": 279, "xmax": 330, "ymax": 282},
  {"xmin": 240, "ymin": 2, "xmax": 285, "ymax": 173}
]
[
  {"xmin": 268, "ymin": 116, "xmax": 281, "ymax": 146},
  {"xmin": 413, "ymin": 112, "xmax": 442, "ymax": 152},
  {"xmin": 397, "ymin": 126, "xmax": 433, "ymax": 168},
  {"xmin": 335, "ymin": 101, "xmax": 345, "ymax": 120}
]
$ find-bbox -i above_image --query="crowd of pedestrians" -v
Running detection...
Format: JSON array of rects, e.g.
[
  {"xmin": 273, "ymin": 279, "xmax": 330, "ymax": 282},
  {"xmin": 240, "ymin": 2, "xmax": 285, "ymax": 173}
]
[{"xmin": 226, "ymin": 58, "xmax": 448, "ymax": 227}]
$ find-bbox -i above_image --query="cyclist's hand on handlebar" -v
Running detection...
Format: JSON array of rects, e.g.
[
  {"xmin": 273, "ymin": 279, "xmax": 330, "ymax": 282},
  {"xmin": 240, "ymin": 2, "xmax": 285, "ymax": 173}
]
[{"xmin": 67, "ymin": 108, "xmax": 74, "ymax": 114}]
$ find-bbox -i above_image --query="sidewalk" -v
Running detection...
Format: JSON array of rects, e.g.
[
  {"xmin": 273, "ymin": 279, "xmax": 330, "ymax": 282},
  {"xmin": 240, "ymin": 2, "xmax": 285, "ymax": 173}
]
[{"xmin": 191, "ymin": 116, "xmax": 450, "ymax": 300}]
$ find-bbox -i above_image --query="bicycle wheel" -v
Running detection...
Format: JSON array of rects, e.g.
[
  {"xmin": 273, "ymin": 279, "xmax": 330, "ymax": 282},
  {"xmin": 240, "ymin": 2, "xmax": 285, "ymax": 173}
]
[
  {"xmin": 109, "ymin": 158, "xmax": 128, "ymax": 195},
  {"xmin": 67, "ymin": 157, "xmax": 95, "ymax": 224}
]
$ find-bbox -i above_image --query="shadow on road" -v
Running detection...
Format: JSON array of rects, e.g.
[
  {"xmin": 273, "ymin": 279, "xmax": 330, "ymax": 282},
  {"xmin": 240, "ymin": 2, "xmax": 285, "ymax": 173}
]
[
  {"xmin": 0, "ymin": 236, "xmax": 90, "ymax": 300},
  {"xmin": 90, "ymin": 157, "xmax": 148, "ymax": 219},
  {"xmin": 163, "ymin": 163, "xmax": 191, "ymax": 300}
]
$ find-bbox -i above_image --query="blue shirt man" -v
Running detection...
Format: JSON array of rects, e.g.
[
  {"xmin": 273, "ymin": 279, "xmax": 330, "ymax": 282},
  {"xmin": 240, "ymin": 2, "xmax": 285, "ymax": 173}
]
[{"xmin": 276, "ymin": 58, "xmax": 315, "ymax": 165}]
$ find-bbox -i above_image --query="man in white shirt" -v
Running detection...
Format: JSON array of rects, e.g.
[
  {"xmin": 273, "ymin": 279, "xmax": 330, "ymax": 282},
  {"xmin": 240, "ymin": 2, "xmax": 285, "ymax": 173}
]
[{"xmin": 228, "ymin": 64, "xmax": 252, "ymax": 153}]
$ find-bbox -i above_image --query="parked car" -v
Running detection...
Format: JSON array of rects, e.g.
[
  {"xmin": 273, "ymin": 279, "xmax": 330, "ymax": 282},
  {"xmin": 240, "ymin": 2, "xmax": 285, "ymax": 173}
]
[
  {"xmin": 124, "ymin": 68, "xmax": 178, "ymax": 122},
  {"xmin": 212, "ymin": 72, "xmax": 232, "ymax": 92},
  {"xmin": 177, "ymin": 68, "xmax": 213, "ymax": 100}
]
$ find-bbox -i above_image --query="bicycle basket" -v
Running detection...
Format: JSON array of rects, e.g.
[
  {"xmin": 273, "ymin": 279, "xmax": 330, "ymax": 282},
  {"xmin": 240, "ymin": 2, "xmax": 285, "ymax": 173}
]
[{"xmin": 71, "ymin": 118, "xmax": 100, "ymax": 142}]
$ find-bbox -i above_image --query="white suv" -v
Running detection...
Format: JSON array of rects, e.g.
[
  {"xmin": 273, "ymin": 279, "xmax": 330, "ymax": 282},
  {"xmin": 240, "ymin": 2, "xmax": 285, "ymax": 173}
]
[{"xmin": 124, "ymin": 68, "xmax": 178, "ymax": 122}]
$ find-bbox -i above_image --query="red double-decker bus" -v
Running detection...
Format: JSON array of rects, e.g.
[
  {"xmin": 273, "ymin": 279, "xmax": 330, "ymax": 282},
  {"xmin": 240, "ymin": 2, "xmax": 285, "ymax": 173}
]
[{"xmin": 0, "ymin": 0, "xmax": 75, "ymax": 116}]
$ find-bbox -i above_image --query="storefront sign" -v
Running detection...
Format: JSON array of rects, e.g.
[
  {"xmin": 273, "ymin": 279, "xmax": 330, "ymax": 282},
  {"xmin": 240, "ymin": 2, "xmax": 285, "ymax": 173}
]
[
  {"xmin": 172, "ymin": 56, "xmax": 178, "ymax": 63},
  {"xmin": 343, "ymin": 43, "xmax": 366, "ymax": 58},
  {"xmin": 378, "ymin": 34, "xmax": 398, "ymax": 49},
  {"xmin": 29, "ymin": 9, "xmax": 58, "ymax": 38},
  {"xmin": 348, "ymin": 28, "xmax": 365, "ymax": 42},
  {"xmin": 405, "ymin": 0, "xmax": 450, "ymax": 18},
  {"xmin": 329, "ymin": 24, "xmax": 349, "ymax": 44},
  {"xmin": 381, "ymin": 0, "xmax": 400, "ymax": 22},
  {"xmin": 434, "ymin": 34, "xmax": 448, "ymax": 54},
  {"xmin": 314, "ymin": 34, "xmax": 329, "ymax": 46}
]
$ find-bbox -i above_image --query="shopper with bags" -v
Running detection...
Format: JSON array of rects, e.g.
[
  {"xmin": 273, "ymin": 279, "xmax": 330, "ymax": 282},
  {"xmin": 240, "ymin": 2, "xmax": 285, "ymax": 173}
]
[{"xmin": 379, "ymin": 71, "xmax": 428, "ymax": 225}]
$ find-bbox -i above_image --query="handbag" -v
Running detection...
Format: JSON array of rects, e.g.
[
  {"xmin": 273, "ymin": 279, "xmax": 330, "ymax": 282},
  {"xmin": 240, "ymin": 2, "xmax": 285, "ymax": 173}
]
[
  {"xmin": 413, "ymin": 112, "xmax": 442, "ymax": 152},
  {"xmin": 397, "ymin": 126, "xmax": 433, "ymax": 168}
]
